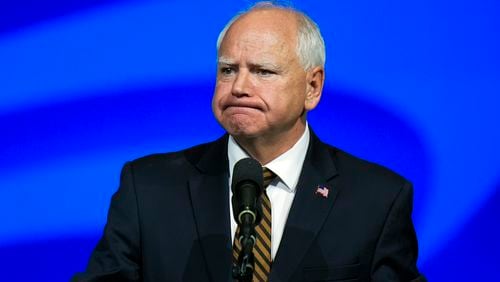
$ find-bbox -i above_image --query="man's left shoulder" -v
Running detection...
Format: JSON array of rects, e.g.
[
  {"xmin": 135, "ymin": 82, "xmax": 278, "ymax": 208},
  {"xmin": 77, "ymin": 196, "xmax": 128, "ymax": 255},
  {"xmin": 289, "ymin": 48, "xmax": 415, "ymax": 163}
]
[{"xmin": 321, "ymin": 142, "xmax": 411, "ymax": 196}]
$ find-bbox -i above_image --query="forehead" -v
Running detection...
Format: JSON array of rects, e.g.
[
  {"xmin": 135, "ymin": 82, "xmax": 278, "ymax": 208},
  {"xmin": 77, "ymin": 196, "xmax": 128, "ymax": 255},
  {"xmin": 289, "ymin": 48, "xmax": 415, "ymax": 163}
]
[{"xmin": 218, "ymin": 9, "xmax": 299, "ymax": 62}]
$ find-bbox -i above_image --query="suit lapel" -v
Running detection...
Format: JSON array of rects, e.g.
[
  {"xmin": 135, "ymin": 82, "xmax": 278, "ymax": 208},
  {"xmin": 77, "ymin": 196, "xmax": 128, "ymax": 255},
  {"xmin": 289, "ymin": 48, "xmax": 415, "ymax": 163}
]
[
  {"xmin": 186, "ymin": 136, "xmax": 233, "ymax": 282},
  {"xmin": 271, "ymin": 132, "xmax": 339, "ymax": 282}
]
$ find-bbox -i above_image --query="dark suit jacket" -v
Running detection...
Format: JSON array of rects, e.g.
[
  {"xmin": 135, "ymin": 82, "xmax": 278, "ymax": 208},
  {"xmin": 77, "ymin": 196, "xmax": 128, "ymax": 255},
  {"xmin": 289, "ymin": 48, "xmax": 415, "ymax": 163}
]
[{"xmin": 74, "ymin": 132, "xmax": 424, "ymax": 281}]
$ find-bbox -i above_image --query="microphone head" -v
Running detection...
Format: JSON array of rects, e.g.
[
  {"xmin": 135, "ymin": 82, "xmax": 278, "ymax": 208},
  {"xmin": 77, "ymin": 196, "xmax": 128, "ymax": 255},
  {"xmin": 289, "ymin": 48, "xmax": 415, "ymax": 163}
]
[
  {"xmin": 231, "ymin": 158, "xmax": 263, "ymax": 194},
  {"xmin": 231, "ymin": 158, "xmax": 264, "ymax": 225}
]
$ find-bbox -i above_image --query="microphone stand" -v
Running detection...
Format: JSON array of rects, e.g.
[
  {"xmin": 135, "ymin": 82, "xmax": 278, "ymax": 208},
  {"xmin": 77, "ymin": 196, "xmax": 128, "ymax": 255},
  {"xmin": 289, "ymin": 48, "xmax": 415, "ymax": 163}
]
[
  {"xmin": 232, "ymin": 214, "xmax": 259, "ymax": 281},
  {"xmin": 230, "ymin": 158, "xmax": 264, "ymax": 281}
]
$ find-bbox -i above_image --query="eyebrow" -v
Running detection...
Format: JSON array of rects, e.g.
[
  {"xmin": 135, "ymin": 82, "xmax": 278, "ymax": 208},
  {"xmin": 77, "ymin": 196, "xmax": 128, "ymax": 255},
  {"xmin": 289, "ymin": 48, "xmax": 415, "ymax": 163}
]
[
  {"xmin": 251, "ymin": 62, "xmax": 280, "ymax": 70},
  {"xmin": 217, "ymin": 56, "xmax": 234, "ymax": 65},
  {"xmin": 218, "ymin": 57, "xmax": 280, "ymax": 70}
]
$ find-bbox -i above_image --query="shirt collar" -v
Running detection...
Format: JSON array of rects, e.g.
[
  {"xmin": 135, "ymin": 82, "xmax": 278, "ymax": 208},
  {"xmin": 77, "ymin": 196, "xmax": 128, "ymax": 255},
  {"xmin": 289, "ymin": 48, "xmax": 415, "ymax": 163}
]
[{"xmin": 228, "ymin": 124, "xmax": 310, "ymax": 192}]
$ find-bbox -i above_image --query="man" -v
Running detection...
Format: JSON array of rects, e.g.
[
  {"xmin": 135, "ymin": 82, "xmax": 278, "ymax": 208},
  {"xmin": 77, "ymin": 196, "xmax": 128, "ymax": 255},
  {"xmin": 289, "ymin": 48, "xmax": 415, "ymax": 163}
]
[{"xmin": 74, "ymin": 2, "xmax": 424, "ymax": 281}]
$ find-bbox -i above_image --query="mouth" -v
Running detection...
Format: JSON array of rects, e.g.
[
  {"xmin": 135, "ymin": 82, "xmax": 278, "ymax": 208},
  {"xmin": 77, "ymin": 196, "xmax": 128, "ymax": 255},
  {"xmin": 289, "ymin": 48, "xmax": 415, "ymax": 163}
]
[{"xmin": 223, "ymin": 102, "xmax": 263, "ymax": 112}]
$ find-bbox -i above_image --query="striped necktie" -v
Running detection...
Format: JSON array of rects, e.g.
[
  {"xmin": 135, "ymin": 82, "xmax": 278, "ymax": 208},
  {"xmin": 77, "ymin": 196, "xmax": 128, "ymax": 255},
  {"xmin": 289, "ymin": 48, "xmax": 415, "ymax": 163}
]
[{"xmin": 233, "ymin": 167, "xmax": 276, "ymax": 281}]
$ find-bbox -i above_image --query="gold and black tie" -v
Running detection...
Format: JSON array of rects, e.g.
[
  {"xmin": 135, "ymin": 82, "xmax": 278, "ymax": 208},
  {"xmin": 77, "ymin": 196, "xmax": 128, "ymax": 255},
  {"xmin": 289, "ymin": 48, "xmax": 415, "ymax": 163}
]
[{"xmin": 233, "ymin": 167, "xmax": 276, "ymax": 281}]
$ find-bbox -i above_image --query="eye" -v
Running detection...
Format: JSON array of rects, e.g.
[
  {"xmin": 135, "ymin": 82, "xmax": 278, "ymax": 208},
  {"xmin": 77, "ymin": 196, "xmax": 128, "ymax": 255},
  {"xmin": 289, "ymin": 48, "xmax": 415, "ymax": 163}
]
[
  {"xmin": 220, "ymin": 67, "xmax": 236, "ymax": 75},
  {"xmin": 256, "ymin": 69, "xmax": 275, "ymax": 76}
]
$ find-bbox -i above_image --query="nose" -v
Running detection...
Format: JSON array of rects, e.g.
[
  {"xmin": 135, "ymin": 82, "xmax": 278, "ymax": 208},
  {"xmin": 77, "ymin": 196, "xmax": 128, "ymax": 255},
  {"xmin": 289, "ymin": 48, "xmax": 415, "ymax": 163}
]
[{"xmin": 231, "ymin": 70, "xmax": 251, "ymax": 97}]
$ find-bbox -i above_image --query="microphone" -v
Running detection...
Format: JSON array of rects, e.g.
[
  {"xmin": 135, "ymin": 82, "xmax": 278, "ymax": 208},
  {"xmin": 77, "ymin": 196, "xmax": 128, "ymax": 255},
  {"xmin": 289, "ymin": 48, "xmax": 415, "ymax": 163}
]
[
  {"xmin": 231, "ymin": 157, "xmax": 263, "ymax": 280},
  {"xmin": 232, "ymin": 158, "xmax": 263, "ymax": 228}
]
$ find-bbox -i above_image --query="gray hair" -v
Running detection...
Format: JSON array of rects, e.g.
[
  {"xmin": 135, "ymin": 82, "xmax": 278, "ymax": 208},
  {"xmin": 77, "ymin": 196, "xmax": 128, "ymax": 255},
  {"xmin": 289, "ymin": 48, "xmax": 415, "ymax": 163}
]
[{"xmin": 216, "ymin": 1, "xmax": 326, "ymax": 70}]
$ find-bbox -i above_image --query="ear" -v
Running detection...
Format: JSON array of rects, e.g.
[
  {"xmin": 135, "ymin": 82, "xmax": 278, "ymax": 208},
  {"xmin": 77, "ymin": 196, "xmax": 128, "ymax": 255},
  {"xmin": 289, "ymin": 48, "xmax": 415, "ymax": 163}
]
[{"xmin": 304, "ymin": 66, "xmax": 325, "ymax": 111}]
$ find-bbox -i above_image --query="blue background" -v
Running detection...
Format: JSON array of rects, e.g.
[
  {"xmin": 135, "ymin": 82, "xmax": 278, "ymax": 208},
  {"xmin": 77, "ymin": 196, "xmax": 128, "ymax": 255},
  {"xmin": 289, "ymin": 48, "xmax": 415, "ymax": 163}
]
[{"xmin": 1, "ymin": 0, "xmax": 499, "ymax": 280}]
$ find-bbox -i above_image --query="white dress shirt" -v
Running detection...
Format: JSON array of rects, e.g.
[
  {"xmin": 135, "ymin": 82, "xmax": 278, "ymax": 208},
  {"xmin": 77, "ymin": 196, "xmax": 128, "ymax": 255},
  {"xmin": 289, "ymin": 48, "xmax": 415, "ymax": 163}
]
[{"xmin": 228, "ymin": 125, "xmax": 310, "ymax": 260}]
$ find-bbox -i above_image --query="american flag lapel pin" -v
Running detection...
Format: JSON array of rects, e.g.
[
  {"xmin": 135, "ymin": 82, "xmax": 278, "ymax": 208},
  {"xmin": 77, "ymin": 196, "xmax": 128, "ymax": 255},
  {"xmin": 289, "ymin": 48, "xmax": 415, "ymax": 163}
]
[{"xmin": 315, "ymin": 185, "xmax": 329, "ymax": 198}]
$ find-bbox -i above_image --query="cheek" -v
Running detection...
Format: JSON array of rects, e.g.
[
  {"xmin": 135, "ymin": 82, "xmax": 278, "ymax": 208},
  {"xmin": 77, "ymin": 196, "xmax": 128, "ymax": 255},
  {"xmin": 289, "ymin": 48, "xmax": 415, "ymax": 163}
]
[
  {"xmin": 211, "ymin": 95, "xmax": 218, "ymax": 115},
  {"xmin": 277, "ymin": 84, "xmax": 307, "ymax": 109},
  {"xmin": 212, "ymin": 96, "xmax": 224, "ymax": 120},
  {"xmin": 289, "ymin": 81, "xmax": 308, "ymax": 107},
  {"xmin": 212, "ymin": 86, "xmax": 226, "ymax": 111}
]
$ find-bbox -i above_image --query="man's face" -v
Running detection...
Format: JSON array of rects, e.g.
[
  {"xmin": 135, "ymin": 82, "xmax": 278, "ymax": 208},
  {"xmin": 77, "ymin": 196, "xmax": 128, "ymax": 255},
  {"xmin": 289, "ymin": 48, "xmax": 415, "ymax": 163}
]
[{"xmin": 212, "ymin": 10, "xmax": 320, "ymax": 141}]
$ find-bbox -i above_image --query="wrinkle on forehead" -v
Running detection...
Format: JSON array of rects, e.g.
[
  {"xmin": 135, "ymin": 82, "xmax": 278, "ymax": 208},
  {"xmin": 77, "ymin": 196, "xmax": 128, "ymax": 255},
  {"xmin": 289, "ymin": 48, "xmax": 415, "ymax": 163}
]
[
  {"xmin": 221, "ymin": 34, "xmax": 288, "ymax": 59},
  {"xmin": 218, "ymin": 55, "xmax": 282, "ymax": 72}
]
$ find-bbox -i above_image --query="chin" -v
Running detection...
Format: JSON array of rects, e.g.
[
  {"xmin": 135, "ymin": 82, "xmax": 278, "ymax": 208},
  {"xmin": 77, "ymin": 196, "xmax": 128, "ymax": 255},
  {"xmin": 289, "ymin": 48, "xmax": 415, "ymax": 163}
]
[
  {"xmin": 226, "ymin": 126, "xmax": 259, "ymax": 138},
  {"xmin": 218, "ymin": 116, "xmax": 264, "ymax": 137},
  {"xmin": 223, "ymin": 123, "xmax": 263, "ymax": 138}
]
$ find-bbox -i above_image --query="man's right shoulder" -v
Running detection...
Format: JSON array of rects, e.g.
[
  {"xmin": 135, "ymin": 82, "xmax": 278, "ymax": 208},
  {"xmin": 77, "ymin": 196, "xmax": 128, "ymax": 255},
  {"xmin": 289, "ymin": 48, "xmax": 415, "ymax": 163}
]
[{"xmin": 125, "ymin": 135, "xmax": 227, "ymax": 174}]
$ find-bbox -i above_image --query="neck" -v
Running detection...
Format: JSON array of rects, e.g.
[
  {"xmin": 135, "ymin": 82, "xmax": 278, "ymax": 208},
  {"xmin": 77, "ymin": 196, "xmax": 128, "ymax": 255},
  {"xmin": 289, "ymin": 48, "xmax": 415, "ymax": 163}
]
[{"xmin": 234, "ymin": 121, "xmax": 306, "ymax": 165}]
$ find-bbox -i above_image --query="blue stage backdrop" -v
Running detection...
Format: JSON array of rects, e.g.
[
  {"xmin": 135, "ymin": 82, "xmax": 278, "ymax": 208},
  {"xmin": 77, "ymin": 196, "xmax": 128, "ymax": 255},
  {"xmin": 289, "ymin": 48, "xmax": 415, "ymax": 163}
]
[{"xmin": 1, "ymin": 1, "xmax": 499, "ymax": 281}]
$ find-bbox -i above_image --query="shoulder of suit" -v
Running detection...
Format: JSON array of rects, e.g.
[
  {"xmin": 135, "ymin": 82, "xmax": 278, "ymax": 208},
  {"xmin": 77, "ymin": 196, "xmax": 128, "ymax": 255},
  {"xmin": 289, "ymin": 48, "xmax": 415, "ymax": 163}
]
[
  {"xmin": 321, "ymin": 142, "xmax": 411, "ymax": 192},
  {"xmin": 117, "ymin": 139, "xmax": 220, "ymax": 187},
  {"xmin": 125, "ymin": 137, "xmax": 223, "ymax": 171}
]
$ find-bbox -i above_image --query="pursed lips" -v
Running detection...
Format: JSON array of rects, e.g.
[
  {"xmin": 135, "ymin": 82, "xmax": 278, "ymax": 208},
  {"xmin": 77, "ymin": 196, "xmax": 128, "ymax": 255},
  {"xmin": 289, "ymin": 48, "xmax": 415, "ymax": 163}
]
[{"xmin": 223, "ymin": 101, "xmax": 263, "ymax": 112}]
